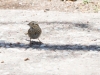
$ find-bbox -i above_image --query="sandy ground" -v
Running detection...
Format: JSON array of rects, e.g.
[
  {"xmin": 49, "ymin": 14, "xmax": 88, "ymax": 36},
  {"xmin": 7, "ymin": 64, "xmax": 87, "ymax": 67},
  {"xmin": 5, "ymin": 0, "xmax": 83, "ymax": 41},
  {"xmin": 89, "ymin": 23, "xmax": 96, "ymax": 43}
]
[{"xmin": 0, "ymin": 9, "xmax": 100, "ymax": 75}]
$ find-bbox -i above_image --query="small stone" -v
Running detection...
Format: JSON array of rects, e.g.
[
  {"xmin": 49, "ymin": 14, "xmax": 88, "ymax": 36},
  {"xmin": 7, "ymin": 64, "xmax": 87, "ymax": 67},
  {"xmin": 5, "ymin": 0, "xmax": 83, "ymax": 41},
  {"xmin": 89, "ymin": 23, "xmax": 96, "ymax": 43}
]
[
  {"xmin": 44, "ymin": 9, "xmax": 50, "ymax": 12},
  {"xmin": 24, "ymin": 58, "xmax": 29, "ymax": 61},
  {"xmin": 1, "ymin": 61, "xmax": 4, "ymax": 63}
]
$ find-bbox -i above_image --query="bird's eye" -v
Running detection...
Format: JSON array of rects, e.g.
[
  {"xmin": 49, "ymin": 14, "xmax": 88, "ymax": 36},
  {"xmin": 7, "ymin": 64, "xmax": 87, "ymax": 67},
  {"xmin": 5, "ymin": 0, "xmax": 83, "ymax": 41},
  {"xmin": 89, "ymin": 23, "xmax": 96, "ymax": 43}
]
[{"xmin": 36, "ymin": 24, "xmax": 38, "ymax": 26}]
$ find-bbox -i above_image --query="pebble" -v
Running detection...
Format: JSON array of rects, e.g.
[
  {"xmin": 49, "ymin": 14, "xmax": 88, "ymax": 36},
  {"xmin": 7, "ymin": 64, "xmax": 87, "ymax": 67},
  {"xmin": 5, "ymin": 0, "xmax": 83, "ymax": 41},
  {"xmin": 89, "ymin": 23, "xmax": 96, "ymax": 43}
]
[
  {"xmin": 24, "ymin": 58, "xmax": 30, "ymax": 61},
  {"xmin": 1, "ymin": 61, "xmax": 4, "ymax": 63}
]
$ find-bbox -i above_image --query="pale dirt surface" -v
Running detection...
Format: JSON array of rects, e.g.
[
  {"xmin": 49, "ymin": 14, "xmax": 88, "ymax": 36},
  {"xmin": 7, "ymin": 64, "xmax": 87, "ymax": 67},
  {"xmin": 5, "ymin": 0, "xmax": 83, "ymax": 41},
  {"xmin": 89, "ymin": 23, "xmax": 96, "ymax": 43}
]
[
  {"xmin": 0, "ymin": 1, "xmax": 100, "ymax": 75},
  {"xmin": 0, "ymin": 9, "xmax": 100, "ymax": 75}
]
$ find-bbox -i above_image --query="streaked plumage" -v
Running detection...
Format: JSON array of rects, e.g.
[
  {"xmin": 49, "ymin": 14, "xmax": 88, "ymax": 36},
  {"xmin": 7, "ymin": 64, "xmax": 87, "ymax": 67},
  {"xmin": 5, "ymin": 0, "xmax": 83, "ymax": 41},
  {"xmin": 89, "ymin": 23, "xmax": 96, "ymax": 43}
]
[{"xmin": 27, "ymin": 21, "xmax": 42, "ymax": 44}]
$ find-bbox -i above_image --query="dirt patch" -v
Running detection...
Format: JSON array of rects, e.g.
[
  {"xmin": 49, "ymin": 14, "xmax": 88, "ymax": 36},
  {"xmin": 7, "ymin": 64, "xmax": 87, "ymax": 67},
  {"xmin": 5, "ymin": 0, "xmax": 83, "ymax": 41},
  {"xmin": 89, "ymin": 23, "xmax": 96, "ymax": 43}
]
[{"xmin": 0, "ymin": 0, "xmax": 100, "ymax": 12}]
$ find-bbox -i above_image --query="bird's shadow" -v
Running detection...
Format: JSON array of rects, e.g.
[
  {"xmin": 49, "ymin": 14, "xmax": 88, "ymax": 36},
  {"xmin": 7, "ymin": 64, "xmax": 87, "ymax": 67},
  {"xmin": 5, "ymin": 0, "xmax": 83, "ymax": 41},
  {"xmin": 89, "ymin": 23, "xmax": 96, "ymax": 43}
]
[{"xmin": 0, "ymin": 41, "xmax": 100, "ymax": 51}]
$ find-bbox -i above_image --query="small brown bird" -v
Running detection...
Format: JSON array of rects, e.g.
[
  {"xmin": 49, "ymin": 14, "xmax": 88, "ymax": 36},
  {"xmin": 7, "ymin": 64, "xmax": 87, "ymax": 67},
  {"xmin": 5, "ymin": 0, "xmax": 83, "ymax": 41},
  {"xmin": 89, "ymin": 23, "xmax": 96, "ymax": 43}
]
[{"xmin": 27, "ymin": 21, "xmax": 42, "ymax": 44}]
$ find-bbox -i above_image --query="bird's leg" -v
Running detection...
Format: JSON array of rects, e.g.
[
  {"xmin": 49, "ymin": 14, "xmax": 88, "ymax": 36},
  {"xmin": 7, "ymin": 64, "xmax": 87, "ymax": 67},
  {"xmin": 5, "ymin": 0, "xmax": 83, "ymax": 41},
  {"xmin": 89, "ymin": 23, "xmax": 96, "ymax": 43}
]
[
  {"xmin": 38, "ymin": 38, "xmax": 42, "ymax": 43},
  {"xmin": 30, "ymin": 38, "xmax": 32, "ymax": 45}
]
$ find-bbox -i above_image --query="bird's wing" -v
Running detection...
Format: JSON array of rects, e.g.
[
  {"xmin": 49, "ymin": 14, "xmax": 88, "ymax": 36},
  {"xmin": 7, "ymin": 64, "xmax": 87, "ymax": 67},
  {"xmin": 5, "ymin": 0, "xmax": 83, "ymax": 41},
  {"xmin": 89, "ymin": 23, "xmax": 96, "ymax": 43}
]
[{"xmin": 28, "ymin": 28, "xmax": 35, "ymax": 35}]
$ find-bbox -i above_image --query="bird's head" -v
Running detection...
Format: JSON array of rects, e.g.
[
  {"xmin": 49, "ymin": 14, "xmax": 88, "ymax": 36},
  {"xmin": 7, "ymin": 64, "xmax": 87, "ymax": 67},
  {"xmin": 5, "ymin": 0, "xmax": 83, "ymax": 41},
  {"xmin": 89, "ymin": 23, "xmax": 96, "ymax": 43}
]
[{"xmin": 27, "ymin": 21, "xmax": 39, "ymax": 28}]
